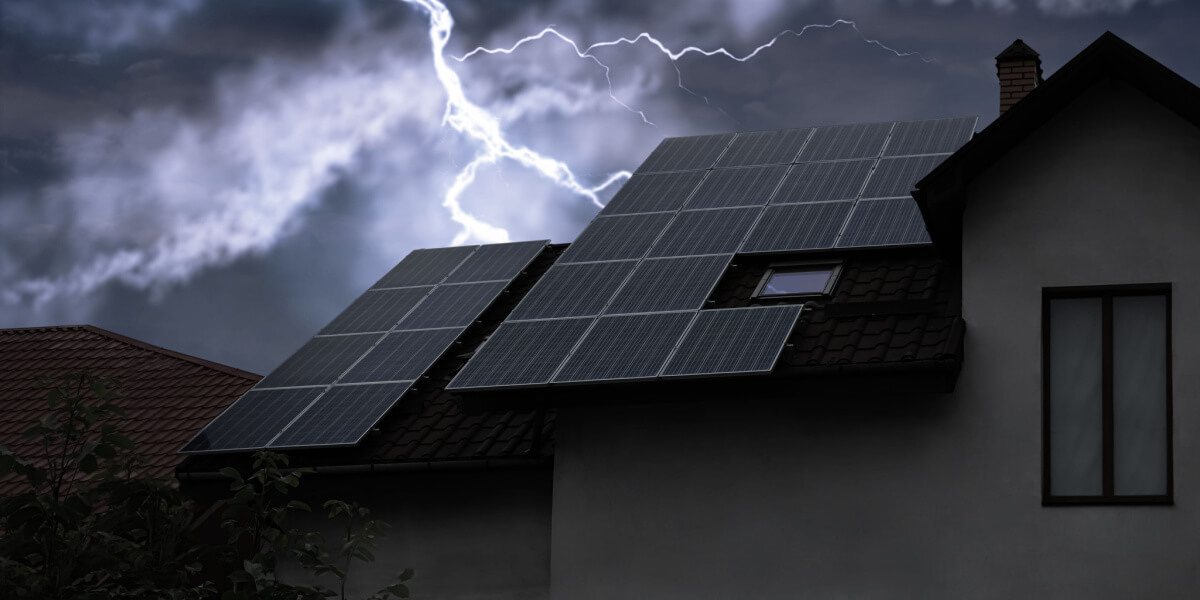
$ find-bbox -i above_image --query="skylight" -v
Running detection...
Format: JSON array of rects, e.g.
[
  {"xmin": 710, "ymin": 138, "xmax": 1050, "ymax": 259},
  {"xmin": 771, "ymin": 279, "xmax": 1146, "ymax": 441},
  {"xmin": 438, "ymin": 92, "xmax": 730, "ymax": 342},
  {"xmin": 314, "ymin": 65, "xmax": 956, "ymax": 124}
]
[{"xmin": 755, "ymin": 265, "xmax": 840, "ymax": 298}]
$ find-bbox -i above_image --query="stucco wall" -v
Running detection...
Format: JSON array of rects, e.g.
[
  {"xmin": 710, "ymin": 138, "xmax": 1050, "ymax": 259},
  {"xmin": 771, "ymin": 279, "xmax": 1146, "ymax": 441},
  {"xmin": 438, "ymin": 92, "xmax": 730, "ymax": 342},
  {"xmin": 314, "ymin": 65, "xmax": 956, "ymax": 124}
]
[
  {"xmin": 276, "ymin": 467, "xmax": 552, "ymax": 600},
  {"xmin": 549, "ymin": 78, "xmax": 1200, "ymax": 599}
]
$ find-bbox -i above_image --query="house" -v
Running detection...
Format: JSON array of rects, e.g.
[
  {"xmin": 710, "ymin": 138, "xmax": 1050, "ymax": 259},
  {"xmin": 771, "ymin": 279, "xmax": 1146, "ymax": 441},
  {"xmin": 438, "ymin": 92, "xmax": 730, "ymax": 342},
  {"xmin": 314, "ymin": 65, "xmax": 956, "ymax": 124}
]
[
  {"xmin": 178, "ymin": 32, "xmax": 1200, "ymax": 598},
  {"xmin": 0, "ymin": 325, "xmax": 259, "ymax": 494}
]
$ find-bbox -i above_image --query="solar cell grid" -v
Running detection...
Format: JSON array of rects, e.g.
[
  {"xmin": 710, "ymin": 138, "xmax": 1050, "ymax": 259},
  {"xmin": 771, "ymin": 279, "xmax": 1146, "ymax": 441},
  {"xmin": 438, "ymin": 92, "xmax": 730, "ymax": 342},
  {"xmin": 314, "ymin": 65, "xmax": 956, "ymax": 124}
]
[
  {"xmin": 340, "ymin": 327, "xmax": 465, "ymax": 383},
  {"xmin": 740, "ymin": 201, "xmax": 854, "ymax": 253},
  {"xmin": 397, "ymin": 280, "xmax": 509, "ymax": 329},
  {"xmin": 836, "ymin": 198, "xmax": 931, "ymax": 247},
  {"xmin": 860, "ymin": 154, "xmax": 950, "ymax": 199},
  {"xmin": 600, "ymin": 171, "xmax": 706, "ymax": 216},
  {"xmin": 447, "ymin": 317, "xmax": 595, "ymax": 389},
  {"xmin": 270, "ymin": 382, "xmax": 411, "ymax": 448},
  {"xmin": 508, "ymin": 260, "xmax": 636, "ymax": 320},
  {"xmin": 635, "ymin": 133, "xmax": 736, "ymax": 173},
  {"xmin": 661, "ymin": 305, "xmax": 802, "ymax": 377},
  {"xmin": 318, "ymin": 286, "xmax": 432, "ymax": 335},
  {"xmin": 796, "ymin": 122, "xmax": 892, "ymax": 162},
  {"xmin": 604, "ymin": 255, "xmax": 730, "ymax": 315},
  {"xmin": 558, "ymin": 213, "xmax": 674, "ymax": 263},
  {"xmin": 552, "ymin": 312, "xmax": 695, "ymax": 383},
  {"xmin": 883, "ymin": 117, "xmax": 976, "ymax": 157},
  {"xmin": 682, "ymin": 165, "xmax": 789, "ymax": 210},
  {"xmin": 372, "ymin": 245, "xmax": 476, "ymax": 289},
  {"xmin": 181, "ymin": 387, "xmax": 324, "ymax": 453},
  {"xmin": 257, "ymin": 333, "xmax": 383, "ymax": 389},
  {"xmin": 772, "ymin": 160, "xmax": 874, "ymax": 205},
  {"xmin": 714, "ymin": 128, "xmax": 812, "ymax": 168},
  {"xmin": 647, "ymin": 207, "xmax": 761, "ymax": 258},
  {"xmin": 443, "ymin": 240, "xmax": 546, "ymax": 283}
]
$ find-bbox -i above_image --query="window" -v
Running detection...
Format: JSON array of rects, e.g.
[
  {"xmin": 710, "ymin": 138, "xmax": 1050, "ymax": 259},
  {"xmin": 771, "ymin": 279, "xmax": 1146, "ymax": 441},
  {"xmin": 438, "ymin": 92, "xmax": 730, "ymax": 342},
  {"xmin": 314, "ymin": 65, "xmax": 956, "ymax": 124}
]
[
  {"xmin": 753, "ymin": 263, "xmax": 840, "ymax": 298},
  {"xmin": 1042, "ymin": 285, "xmax": 1172, "ymax": 504}
]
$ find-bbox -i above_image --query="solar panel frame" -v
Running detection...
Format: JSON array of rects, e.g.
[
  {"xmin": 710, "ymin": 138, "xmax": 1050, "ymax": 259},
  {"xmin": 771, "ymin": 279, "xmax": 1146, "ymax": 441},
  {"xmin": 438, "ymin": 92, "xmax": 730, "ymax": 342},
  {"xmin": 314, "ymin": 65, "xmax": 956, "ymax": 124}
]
[
  {"xmin": 269, "ymin": 382, "xmax": 412, "ymax": 449},
  {"xmin": 339, "ymin": 327, "xmax": 465, "ymax": 384},
  {"xmin": 604, "ymin": 255, "xmax": 730, "ymax": 315},
  {"xmin": 507, "ymin": 260, "xmax": 637, "ymax": 320},
  {"xmin": 371, "ymin": 245, "xmax": 477, "ymax": 289},
  {"xmin": 551, "ymin": 311, "xmax": 696, "ymax": 384},
  {"xmin": 739, "ymin": 201, "xmax": 855, "ymax": 254},
  {"xmin": 447, "ymin": 317, "xmax": 596, "ymax": 389},
  {"xmin": 318, "ymin": 286, "xmax": 433, "ymax": 335},
  {"xmin": 443, "ymin": 240, "xmax": 546, "ymax": 283},
  {"xmin": 860, "ymin": 154, "xmax": 951, "ymax": 200},
  {"xmin": 660, "ymin": 305, "xmax": 803, "ymax": 378},
  {"xmin": 713, "ymin": 128, "xmax": 813, "ymax": 168},
  {"xmin": 256, "ymin": 333, "xmax": 384, "ymax": 389},
  {"xmin": 883, "ymin": 117, "xmax": 977, "ymax": 157},
  {"xmin": 835, "ymin": 198, "xmax": 932, "ymax": 248},
  {"xmin": 681, "ymin": 165, "xmax": 790, "ymax": 210},
  {"xmin": 771, "ymin": 160, "xmax": 874, "ymax": 205},
  {"xmin": 599, "ymin": 171, "xmax": 706, "ymax": 216},
  {"xmin": 180, "ymin": 387, "xmax": 326, "ymax": 454},
  {"xmin": 557, "ymin": 213, "xmax": 675, "ymax": 263},
  {"xmin": 796, "ymin": 122, "xmax": 893, "ymax": 162},
  {"xmin": 396, "ymin": 280, "xmax": 510, "ymax": 329},
  {"xmin": 635, "ymin": 133, "xmax": 736, "ymax": 173},
  {"xmin": 646, "ymin": 207, "xmax": 761, "ymax": 258}
]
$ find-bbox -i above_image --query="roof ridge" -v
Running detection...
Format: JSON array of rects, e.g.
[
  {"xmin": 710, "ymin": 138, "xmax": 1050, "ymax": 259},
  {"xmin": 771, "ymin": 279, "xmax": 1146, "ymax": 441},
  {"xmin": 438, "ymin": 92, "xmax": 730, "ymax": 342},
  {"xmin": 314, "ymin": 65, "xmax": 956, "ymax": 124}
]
[{"xmin": 61, "ymin": 325, "xmax": 262, "ymax": 382}]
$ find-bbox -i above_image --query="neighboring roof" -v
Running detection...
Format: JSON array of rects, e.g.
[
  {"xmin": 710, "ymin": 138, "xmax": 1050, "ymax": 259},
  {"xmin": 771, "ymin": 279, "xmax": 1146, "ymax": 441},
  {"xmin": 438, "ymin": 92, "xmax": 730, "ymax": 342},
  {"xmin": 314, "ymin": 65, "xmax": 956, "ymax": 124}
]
[
  {"xmin": 0, "ymin": 325, "xmax": 259, "ymax": 492},
  {"xmin": 916, "ymin": 31, "xmax": 1200, "ymax": 249}
]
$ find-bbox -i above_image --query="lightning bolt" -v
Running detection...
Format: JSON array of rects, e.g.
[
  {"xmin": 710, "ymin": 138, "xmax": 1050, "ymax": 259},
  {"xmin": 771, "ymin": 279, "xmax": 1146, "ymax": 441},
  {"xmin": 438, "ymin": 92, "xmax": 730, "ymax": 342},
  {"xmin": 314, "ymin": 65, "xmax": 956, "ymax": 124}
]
[
  {"xmin": 454, "ymin": 19, "xmax": 934, "ymax": 119},
  {"xmin": 403, "ymin": 0, "xmax": 630, "ymax": 246}
]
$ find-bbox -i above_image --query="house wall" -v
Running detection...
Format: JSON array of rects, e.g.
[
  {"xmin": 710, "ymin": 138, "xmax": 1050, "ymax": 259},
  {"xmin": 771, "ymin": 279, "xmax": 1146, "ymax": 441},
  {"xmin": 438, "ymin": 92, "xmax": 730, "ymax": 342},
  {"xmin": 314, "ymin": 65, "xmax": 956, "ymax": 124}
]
[
  {"xmin": 548, "ymin": 78, "xmax": 1200, "ymax": 599},
  {"xmin": 266, "ymin": 466, "xmax": 552, "ymax": 600}
]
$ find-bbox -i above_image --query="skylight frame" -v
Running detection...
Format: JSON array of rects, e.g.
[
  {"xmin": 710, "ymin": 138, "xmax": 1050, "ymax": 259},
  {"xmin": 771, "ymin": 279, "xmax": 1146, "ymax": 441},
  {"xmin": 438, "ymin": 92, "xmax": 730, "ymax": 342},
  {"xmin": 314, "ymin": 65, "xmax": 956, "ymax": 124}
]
[{"xmin": 751, "ymin": 260, "xmax": 842, "ymax": 299}]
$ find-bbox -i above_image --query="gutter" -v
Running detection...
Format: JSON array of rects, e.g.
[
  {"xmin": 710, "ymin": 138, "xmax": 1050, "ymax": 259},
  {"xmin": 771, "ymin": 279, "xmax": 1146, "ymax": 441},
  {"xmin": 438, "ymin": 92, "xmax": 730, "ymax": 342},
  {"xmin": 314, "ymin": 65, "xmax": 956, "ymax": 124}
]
[{"xmin": 176, "ymin": 456, "xmax": 550, "ymax": 481}]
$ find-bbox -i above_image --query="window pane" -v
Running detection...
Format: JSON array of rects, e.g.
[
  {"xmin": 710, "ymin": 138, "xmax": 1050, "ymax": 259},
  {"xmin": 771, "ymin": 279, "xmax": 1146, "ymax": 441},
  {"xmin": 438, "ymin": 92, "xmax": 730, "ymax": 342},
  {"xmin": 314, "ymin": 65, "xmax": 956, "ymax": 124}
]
[
  {"xmin": 1049, "ymin": 298, "xmax": 1103, "ymax": 496},
  {"xmin": 760, "ymin": 268, "xmax": 832, "ymax": 296},
  {"xmin": 1112, "ymin": 295, "xmax": 1168, "ymax": 496}
]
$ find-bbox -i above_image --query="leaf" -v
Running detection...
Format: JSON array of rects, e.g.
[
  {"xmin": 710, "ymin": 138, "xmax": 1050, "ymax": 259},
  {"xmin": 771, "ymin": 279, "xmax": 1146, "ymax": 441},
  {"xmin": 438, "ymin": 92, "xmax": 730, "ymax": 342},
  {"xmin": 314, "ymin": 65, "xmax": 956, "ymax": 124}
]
[{"xmin": 399, "ymin": 567, "xmax": 414, "ymax": 582}]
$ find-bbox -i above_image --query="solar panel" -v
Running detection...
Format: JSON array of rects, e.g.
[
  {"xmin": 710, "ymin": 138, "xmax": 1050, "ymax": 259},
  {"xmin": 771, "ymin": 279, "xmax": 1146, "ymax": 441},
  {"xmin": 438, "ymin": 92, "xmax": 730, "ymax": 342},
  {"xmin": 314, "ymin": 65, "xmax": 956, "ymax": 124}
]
[
  {"xmin": 257, "ymin": 333, "xmax": 383, "ymax": 388},
  {"xmin": 552, "ymin": 312, "xmax": 695, "ymax": 383},
  {"xmin": 180, "ymin": 387, "xmax": 324, "ymax": 453},
  {"xmin": 318, "ymin": 286, "xmax": 433, "ymax": 335},
  {"xmin": 371, "ymin": 246, "xmax": 476, "ymax": 289},
  {"xmin": 443, "ymin": 240, "xmax": 546, "ymax": 283},
  {"xmin": 339, "ymin": 327, "xmax": 465, "ymax": 383},
  {"xmin": 682, "ymin": 166, "xmax": 790, "ymax": 210},
  {"xmin": 772, "ymin": 160, "xmax": 874, "ymax": 204},
  {"xmin": 739, "ymin": 201, "xmax": 854, "ymax": 253},
  {"xmin": 635, "ymin": 133, "xmax": 736, "ymax": 173},
  {"xmin": 796, "ymin": 122, "xmax": 892, "ymax": 162},
  {"xmin": 447, "ymin": 317, "xmax": 595, "ymax": 389},
  {"xmin": 396, "ymin": 280, "xmax": 510, "ymax": 329},
  {"xmin": 836, "ymin": 198, "xmax": 931, "ymax": 247},
  {"xmin": 270, "ymin": 382, "xmax": 411, "ymax": 448},
  {"xmin": 660, "ymin": 305, "xmax": 803, "ymax": 377},
  {"xmin": 604, "ymin": 255, "xmax": 729, "ymax": 315},
  {"xmin": 646, "ymin": 207, "xmax": 761, "ymax": 258},
  {"xmin": 883, "ymin": 117, "xmax": 976, "ymax": 157},
  {"xmin": 861, "ymin": 154, "xmax": 950, "ymax": 199},
  {"xmin": 599, "ymin": 171, "xmax": 706, "ymax": 216},
  {"xmin": 714, "ymin": 128, "xmax": 813, "ymax": 168},
  {"xmin": 508, "ymin": 260, "xmax": 636, "ymax": 320},
  {"xmin": 557, "ymin": 213, "xmax": 674, "ymax": 263}
]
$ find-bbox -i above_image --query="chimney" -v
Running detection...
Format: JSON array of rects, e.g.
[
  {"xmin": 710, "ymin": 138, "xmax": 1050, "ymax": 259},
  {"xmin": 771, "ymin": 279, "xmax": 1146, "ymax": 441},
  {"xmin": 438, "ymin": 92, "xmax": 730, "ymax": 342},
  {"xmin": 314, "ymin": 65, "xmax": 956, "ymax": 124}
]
[{"xmin": 996, "ymin": 39, "xmax": 1043, "ymax": 115}]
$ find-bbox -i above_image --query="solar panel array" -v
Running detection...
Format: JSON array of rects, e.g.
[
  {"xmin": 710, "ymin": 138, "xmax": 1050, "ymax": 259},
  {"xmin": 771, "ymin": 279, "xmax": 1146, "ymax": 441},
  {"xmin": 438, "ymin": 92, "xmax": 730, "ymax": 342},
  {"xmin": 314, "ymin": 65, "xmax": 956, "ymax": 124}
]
[
  {"xmin": 449, "ymin": 117, "xmax": 975, "ymax": 392},
  {"xmin": 182, "ymin": 240, "xmax": 548, "ymax": 454}
]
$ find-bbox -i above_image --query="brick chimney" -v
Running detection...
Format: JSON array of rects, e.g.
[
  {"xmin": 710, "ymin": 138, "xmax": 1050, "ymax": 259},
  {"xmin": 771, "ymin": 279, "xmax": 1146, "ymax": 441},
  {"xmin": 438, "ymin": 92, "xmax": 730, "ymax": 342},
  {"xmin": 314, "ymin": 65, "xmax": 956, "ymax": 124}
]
[{"xmin": 996, "ymin": 39, "xmax": 1043, "ymax": 115}]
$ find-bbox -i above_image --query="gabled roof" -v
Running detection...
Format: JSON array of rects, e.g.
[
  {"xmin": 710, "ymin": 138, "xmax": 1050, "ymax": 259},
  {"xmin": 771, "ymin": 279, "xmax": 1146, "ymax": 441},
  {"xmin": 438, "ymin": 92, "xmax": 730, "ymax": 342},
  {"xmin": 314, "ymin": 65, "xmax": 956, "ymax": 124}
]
[
  {"xmin": 915, "ymin": 31, "xmax": 1200, "ymax": 249},
  {"xmin": 0, "ymin": 325, "xmax": 259, "ymax": 492}
]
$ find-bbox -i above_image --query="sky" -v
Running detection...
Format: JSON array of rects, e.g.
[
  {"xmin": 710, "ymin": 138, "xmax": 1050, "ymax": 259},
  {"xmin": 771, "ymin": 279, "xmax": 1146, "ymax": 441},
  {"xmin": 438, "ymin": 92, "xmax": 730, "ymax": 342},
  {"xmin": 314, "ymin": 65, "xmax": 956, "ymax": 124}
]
[{"xmin": 2, "ymin": 0, "xmax": 1198, "ymax": 375}]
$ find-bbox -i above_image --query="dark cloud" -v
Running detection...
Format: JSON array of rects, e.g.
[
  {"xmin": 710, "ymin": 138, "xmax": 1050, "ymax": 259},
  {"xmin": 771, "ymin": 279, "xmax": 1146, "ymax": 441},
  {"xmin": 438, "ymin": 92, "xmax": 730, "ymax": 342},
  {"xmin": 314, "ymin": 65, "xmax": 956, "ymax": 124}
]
[{"xmin": 1, "ymin": 0, "xmax": 1194, "ymax": 372}]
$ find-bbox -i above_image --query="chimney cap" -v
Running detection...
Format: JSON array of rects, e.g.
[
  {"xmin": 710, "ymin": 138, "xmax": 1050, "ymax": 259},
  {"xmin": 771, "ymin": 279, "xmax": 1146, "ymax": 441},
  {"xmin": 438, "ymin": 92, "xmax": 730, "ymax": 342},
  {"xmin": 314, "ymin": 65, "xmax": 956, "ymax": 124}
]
[{"xmin": 996, "ymin": 39, "xmax": 1040, "ymax": 61}]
